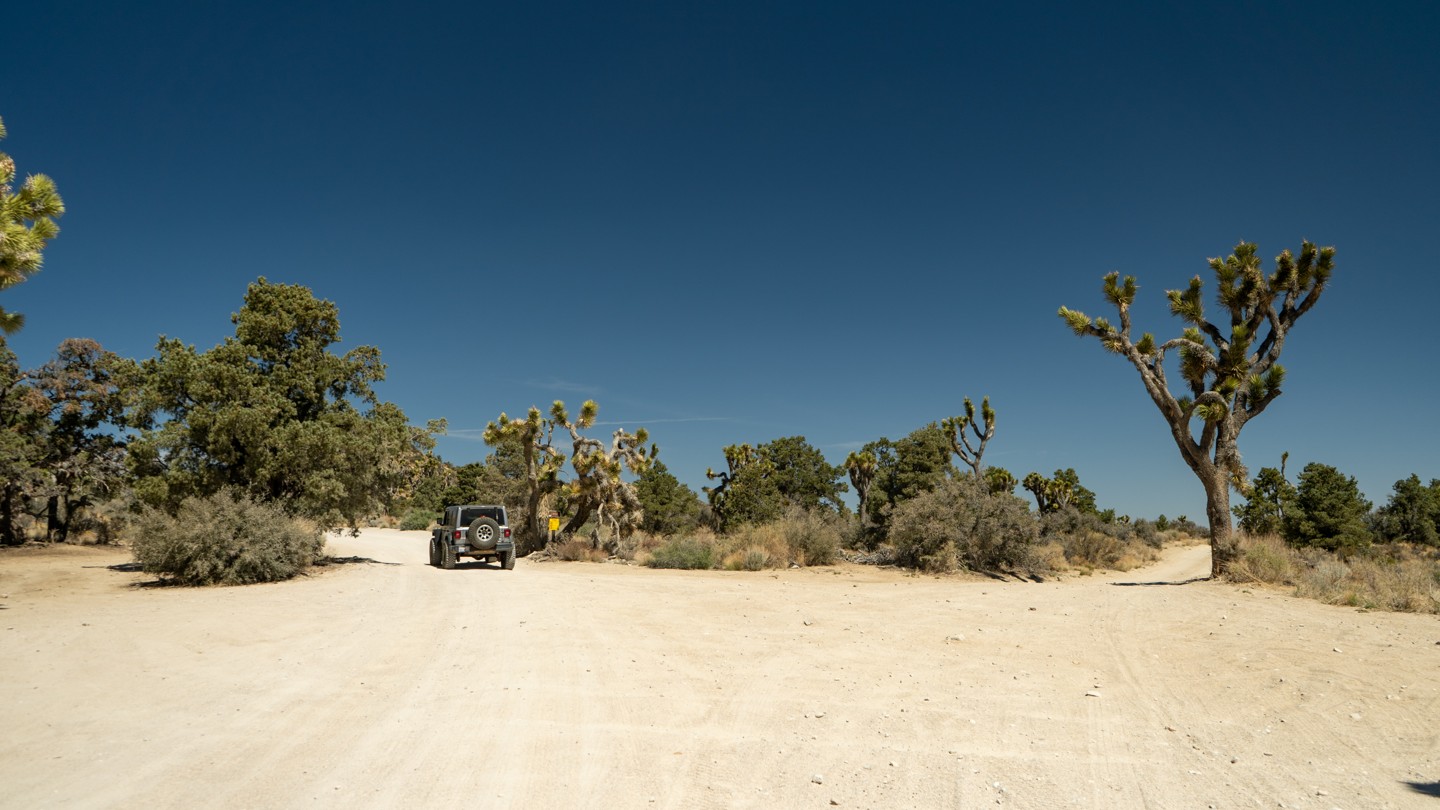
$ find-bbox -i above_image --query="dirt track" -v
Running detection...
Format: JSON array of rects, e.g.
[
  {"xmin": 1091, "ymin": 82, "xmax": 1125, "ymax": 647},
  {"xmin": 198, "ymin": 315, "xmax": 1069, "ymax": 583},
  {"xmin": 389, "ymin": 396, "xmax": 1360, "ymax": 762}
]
[{"xmin": 2, "ymin": 530, "xmax": 1437, "ymax": 809}]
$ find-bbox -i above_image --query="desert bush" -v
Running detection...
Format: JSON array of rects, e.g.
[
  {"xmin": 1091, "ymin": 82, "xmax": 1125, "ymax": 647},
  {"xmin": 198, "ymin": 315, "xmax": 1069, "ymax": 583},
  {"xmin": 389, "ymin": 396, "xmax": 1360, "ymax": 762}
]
[
  {"xmin": 612, "ymin": 530, "xmax": 666, "ymax": 562},
  {"xmin": 1227, "ymin": 533, "xmax": 1298, "ymax": 584},
  {"xmin": 551, "ymin": 537, "xmax": 610, "ymax": 562},
  {"xmin": 723, "ymin": 545, "xmax": 775, "ymax": 571},
  {"xmin": 889, "ymin": 476, "xmax": 1041, "ymax": 573},
  {"xmin": 1041, "ymin": 506, "xmax": 1162, "ymax": 570},
  {"xmin": 645, "ymin": 535, "xmax": 717, "ymax": 570},
  {"xmin": 398, "ymin": 508, "xmax": 436, "ymax": 531},
  {"xmin": 775, "ymin": 505, "xmax": 847, "ymax": 566},
  {"xmin": 129, "ymin": 490, "xmax": 324, "ymax": 585},
  {"xmin": 1065, "ymin": 531, "xmax": 1124, "ymax": 569},
  {"xmin": 1230, "ymin": 533, "xmax": 1439, "ymax": 614}
]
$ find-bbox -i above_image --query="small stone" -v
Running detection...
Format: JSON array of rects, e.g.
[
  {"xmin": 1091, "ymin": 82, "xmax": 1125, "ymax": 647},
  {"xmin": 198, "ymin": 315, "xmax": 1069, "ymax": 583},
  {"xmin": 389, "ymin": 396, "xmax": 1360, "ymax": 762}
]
[
  {"xmin": 811, "ymin": 774, "xmax": 824, "ymax": 785},
  {"xmin": 1085, "ymin": 691, "xmax": 1101, "ymax": 698}
]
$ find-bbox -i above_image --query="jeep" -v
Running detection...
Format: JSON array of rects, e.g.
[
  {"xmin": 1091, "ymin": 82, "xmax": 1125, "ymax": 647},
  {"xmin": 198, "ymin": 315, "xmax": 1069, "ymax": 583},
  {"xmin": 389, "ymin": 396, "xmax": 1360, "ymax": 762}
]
[{"xmin": 430, "ymin": 504, "xmax": 515, "ymax": 570}]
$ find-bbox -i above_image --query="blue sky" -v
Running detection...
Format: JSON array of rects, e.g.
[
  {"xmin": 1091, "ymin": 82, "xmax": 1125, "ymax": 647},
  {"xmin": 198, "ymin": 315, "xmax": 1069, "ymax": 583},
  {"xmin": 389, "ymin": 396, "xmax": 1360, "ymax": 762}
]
[{"xmin": 4, "ymin": 1, "xmax": 1438, "ymax": 521}]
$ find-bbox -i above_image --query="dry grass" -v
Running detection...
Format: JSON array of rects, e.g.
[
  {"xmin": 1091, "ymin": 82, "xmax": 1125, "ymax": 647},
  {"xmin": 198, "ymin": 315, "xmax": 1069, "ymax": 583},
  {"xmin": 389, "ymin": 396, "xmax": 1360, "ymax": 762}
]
[
  {"xmin": 550, "ymin": 537, "xmax": 611, "ymax": 562},
  {"xmin": 1230, "ymin": 533, "xmax": 1440, "ymax": 614},
  {"xmin": 635, "ymin": 508, "xmax": 849, "ymax": 571}
]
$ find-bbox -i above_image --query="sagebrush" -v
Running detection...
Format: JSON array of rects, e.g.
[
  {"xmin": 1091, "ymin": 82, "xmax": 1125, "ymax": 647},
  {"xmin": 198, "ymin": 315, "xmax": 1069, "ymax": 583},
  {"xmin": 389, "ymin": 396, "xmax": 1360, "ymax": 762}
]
[
  {"xmin": 129, "ymin": 490, "xmax": 324, "ymax": 585},
  {"xmin": 888, "ymin": 476, "xmax": 1040, "ymax": 573}
]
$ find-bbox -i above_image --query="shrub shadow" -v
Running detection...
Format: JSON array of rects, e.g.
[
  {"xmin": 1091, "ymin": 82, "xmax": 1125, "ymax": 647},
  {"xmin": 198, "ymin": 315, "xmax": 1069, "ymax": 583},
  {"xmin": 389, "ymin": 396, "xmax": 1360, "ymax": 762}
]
[
  {"xmin": 1110, "ymin": 576, "xmax": 1210, "ymax": 587},
  {"xmin": 315, "ymin": 555, "xmax": 400, "ymax": 567},
  {"xmin": 1403, "ymin": 780, "xmax": 1440, "ymax": 797}
]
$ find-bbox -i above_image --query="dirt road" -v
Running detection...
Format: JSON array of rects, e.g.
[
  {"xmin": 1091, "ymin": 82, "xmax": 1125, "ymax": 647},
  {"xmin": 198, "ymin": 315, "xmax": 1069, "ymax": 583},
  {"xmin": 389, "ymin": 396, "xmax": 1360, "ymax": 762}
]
[{"xmin": 2, "ymin": 530, "xmax": 1437, "ymax": 808}]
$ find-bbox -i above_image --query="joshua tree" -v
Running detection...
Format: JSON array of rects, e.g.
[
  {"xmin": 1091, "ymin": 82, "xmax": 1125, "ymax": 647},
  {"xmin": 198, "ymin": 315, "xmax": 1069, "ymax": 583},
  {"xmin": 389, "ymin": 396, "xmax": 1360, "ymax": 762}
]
[
  {"xmin": 941, "ymin": 396, "xmax": 994, "ymax": 476},
  {"xmin": 552, "ymin": 400, "xmax": 654, "ymax": 546},
  {"xmin": 704, "ymin": 443, "xmax": 778, "ymax": 531},
  {"xmin": 0, "ymin": 116, "xmax": 65, "ymax": 334},
  {"xmin": 1060, "ymin": 241, "xmax": 1333, "ymax": 576},
  {"xmin": 483, "ymin": 406, "xmax": 566, "ymax": 552},
  {"xmin": 845, "ymin": 450, "xmax": 877, "ymax": 528},
  {"xmin": 1023, "ymin": 471, "xmax": 1072, "ymax": 514}
]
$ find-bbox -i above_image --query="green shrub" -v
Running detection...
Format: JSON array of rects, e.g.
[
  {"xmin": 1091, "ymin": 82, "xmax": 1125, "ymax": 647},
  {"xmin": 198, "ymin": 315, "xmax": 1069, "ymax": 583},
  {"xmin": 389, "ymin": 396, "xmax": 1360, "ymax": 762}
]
[
  {"xmin": 646, "ymin": 535, "xmax": 717, "ymax": 570},
  {"xmin": 399, "ymin": 508, "xmax": 436, "ymax": 531},
  {"xmin": 889, "ymin": 476, "xmax": 1040, "ymax": 573},
  {"xmin": 129, "ymin": 490, "xmax": 325, "ymax": 585}
]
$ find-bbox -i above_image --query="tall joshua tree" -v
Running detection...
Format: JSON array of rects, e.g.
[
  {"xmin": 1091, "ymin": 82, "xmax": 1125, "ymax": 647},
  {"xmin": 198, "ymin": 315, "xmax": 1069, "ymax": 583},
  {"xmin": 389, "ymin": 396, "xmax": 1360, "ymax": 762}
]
[
  {"xmin": 1060, "ymin": 241, "xmax": 1333, "ymax": 576},
  {"xmin": 553, "ymin": 400, "xmax": 654, "ymax": 544},
  {"xmin": 941, "ymin": 396, "xmax": 994, "ymax": 476},
  {"xmin": 0, "ymin": 116, "xmax": 66, "ymax": 333},
  {"xmin": 484, "ymin": 406, "xmax": 566, "ymax": 552},
  {"xmin": 845, "ymin": 450, "xmax": 877, "ymax": 528}
]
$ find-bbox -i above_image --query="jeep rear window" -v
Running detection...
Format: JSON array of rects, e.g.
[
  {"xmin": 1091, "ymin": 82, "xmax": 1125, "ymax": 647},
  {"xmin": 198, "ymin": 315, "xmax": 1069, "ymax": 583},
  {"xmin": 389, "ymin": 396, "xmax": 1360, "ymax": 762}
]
[{"xmin": 459, "ymin": 507, "xmax": 504, "ymax": 525}]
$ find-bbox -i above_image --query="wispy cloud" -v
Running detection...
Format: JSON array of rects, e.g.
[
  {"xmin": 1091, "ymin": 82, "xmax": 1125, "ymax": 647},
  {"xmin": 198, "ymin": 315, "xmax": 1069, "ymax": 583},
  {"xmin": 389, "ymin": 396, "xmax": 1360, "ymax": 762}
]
[
  {"xmin": 443, "ymin": 428, "xmax": 490, "ymax": 441},
  {"xmin": 593, "ymin": 416, "xmax": 734, "ymax": 426},
  {"xmin": 524, "ymin": 377, "xmax": 601, "ymax": 395}
]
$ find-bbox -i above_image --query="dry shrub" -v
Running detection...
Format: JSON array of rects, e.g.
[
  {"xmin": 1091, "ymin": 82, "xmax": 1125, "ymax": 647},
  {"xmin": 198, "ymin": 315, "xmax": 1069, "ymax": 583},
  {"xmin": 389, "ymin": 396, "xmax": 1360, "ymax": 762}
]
[
  {"xmin": 551, "ymin": 537, "xmax": 610, "ymax": 562},
  {"xmin": 1231, "ymin": 533, "xmax": 1439, "ymax": 614},
  {"xmin": 129, "ymin": 490, "xmax": 324, "ymax": 586},
  {"xmin": 1228, "ymin": 533, "xmax": 1298, "ymax": 584},
  {"xmin": 890, "ymin": 477, "xmax": 1042, "ymax": 574},
  {"xmin": 1064, "ymin": 531, "xmax": 1123, "ymax": 570},
  {"xmin": 1031, "ymin": 540, "xmax": 1068, "ymax": 572},
  {"xmin": 1042, "ymin": 507, "xmax": 1160, "ymax": 572},
  {"xmin": 645, "ymin": 535, "xmax": 717, "ymax": 569},
  {"xmin": 728, "ymin": 506, "xmax": 847, "ymax": 567}
]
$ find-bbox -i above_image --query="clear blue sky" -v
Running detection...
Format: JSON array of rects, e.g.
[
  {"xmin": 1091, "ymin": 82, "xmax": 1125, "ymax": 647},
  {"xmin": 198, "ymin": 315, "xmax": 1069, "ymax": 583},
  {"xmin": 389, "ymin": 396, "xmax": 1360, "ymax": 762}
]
[{"xmin": 5, "ymin": 1, "xmax": 1438, "ymax": 521}]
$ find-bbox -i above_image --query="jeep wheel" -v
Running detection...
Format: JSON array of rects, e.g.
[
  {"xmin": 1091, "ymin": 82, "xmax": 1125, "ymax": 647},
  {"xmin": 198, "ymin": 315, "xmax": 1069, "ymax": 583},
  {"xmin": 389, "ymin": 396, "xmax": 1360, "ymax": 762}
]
[
  {"xmin": 440, "ymin": 540, "xmax": 457, "ymax": 570},
  {"xmin": 501, "ymin": 549, "xmax": 516, "ymax": 570},
  {"xmin": 428, "ymin": 538, "xmax": 440, "ymax": 567},
  {"xmin": 467, "ymin": 517, "xmax": 502, "ymax": 551}
]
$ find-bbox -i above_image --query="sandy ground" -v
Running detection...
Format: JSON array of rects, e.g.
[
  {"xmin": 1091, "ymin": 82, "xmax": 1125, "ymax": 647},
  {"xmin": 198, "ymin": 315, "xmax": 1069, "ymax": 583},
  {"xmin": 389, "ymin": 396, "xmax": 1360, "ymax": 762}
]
[{"xmin": 1, "ymin": 530, "xmax": 1437, "ymax": 809}]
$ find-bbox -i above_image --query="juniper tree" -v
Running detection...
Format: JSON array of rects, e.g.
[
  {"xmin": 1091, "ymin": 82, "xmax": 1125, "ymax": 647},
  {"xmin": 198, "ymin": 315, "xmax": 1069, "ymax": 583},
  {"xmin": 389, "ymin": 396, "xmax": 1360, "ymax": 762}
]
[
  {"xmin": 31, "ymin": 339, "xmax": 134, "ymax": 541},
  {"xmin": 1060, "ymin": 241, "xmax": 1333, "ymax": 576},
  {"xmin": 941, "ymin": 396, "xmax": 995, "ymax": 476},
  {"xmin": 635, "ymin": 460, "xmax": 703, "ymax": 535},
  {"xmin": 1233, "ymin": 454, "xmax": 1295, "ymax": 536},
  {"xmin": 130, "ymin": 279, "xmax": 408, "ymax": 531},
  {"xmin": 0, "ymin": 116, "xmax": 65, "ymax": 334},
  {"xmin": 1283, "ymin": 462, "xmax": 1372, "ymax": 551},
  {"xmin": 760, "ymin": 436, "xmax": 847, "ymax": 512}
]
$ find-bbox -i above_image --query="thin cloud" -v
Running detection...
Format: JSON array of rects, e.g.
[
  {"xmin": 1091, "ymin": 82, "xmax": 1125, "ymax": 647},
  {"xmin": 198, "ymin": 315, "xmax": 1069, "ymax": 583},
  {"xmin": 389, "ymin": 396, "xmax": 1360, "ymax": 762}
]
[
  {"xmin": 593, "ymin": 416, "xmax": 734, "ymax": 426},
  {"xmin": 524, "ymin": 377, "xmax": 601, "ymax": 395}
]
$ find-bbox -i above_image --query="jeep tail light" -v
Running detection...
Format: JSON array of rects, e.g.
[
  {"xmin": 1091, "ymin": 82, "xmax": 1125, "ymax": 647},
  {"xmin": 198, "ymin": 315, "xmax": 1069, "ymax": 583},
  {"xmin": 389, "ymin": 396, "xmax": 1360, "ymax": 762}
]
[
  {"xmin": 504, "ymin": 528, "xmax": 511, "ymax": 538},
  {"xmin": 453, "ymin": 530, "xmax": 463, "ymax": 540}
]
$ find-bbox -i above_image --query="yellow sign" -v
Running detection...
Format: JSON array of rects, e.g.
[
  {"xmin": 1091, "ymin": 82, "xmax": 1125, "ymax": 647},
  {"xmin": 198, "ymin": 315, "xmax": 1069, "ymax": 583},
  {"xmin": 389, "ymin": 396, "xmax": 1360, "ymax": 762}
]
[{"xmin": 548, "ymin": 516, "xmax": 561, "ymax": 532}]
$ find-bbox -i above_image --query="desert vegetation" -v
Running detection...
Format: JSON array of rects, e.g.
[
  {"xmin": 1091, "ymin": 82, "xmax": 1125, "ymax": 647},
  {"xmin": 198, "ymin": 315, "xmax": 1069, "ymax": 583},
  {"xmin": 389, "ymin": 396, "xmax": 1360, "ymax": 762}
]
[{"xmin": 1, "ymin": 113, "xmax": 1433, "ymax": 605}]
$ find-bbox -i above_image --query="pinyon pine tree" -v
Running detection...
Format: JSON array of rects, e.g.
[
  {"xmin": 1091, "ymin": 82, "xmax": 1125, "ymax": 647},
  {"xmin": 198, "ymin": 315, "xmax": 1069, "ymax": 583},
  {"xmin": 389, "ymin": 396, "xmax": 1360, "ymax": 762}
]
[{"xmin": 1060, "ymin": 241, "xmax": 1333, "ymax": 576}]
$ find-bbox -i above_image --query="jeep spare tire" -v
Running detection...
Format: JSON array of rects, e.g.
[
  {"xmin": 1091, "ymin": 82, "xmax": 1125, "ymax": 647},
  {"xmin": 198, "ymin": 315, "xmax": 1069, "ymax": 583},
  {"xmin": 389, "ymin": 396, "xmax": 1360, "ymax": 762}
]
[{"xmin": 467, "ymin": 517, "xmax": 501, "ymax": 550}]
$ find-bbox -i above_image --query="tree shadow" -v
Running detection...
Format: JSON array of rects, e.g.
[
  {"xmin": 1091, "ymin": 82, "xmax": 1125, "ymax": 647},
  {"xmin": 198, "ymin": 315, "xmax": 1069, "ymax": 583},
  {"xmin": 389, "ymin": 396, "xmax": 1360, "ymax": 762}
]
[
  {"xmin": 1403, "ymin": 780, "xmax": 1440, "ymax": 797},
  {"xmin": 1110, "ymin": 576, "xmax": 1211, "ymax": 587},
  {"xmin": 315, "ymin": 555, "xmax": 399, "ymax": 567}
]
